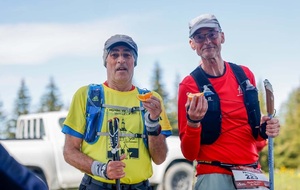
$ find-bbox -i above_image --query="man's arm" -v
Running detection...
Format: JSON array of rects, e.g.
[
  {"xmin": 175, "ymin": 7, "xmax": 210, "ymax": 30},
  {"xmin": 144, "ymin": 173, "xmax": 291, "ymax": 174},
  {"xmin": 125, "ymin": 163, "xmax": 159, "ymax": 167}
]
[
  {"xmin": 63, "ymin": 134, "xmax": 93, "ymax": 174},
  {"xmin": 148, "ymin": 134, "xmax": 167, "ymax": 165},
  {"xmin": 142, "ymin": 94, "xmax": 168, "ymax": 165}
]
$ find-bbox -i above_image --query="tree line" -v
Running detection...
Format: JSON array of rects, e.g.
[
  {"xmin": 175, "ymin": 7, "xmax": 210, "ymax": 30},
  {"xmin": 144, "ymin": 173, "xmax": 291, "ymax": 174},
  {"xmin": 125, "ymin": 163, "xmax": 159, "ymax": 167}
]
[
  {"xmin": 0, "ymin": 63, "xmax": 299, "ymax": 171},
  {"xmin": 0, "ymin": 76, "xmax": 63, "ymax": 138}
]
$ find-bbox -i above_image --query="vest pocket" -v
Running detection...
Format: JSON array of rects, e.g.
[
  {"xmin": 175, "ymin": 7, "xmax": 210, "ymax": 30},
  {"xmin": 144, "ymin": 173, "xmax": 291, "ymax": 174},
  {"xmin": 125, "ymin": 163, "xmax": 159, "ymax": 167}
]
[
  {"xmin": 201, "ymin": 94, "xmax": 221, "ymax": 145},
  {"xmin": 244, "ymin": 88, "xmax": 261, "ymax": 138}
]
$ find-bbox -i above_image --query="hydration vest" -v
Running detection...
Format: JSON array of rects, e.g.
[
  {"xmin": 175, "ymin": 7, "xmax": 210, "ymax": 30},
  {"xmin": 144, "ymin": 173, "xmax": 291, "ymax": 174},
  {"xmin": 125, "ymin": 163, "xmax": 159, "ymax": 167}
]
[
  {"xmin": 84, "ymin": 84, "xmax": 150, "ymax": 148},
  {"xmin": 190, "ymin": 62, "xmax": 262, "ymax": 145}
]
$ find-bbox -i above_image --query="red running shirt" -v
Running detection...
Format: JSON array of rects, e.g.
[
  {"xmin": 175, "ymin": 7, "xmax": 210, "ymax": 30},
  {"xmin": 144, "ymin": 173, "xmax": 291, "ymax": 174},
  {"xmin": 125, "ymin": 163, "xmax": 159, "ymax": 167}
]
[{"xmin": 178, "ymin": 62, "xmax": 265, "ymax": 176}]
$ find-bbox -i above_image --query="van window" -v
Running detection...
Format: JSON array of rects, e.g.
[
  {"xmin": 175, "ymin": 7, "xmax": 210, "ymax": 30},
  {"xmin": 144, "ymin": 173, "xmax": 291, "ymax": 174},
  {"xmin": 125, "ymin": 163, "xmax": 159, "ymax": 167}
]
[
  {"xmin": 19, "ymin": 120, "xmax": 25, "ymax": 138},
  {"xmin": 27, "ymin": 120, "xmax": 31, "ymax": 138},
  {"xmin": 33, "ymin": 119, "xmax": 37, "ymax": 138},
  {"xmin": 40, "ymin": 118, "xmax": 45, "ymax": 137}
]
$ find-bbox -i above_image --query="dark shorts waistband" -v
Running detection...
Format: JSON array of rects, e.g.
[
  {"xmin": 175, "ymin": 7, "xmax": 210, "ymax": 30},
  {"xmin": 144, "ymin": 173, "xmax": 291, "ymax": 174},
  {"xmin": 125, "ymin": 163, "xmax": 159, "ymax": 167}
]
[
  {"xmin": 198, "ymin": 160, "xmax": 258, "ymax": 169},
  {"xmin": 81, "ymin": 174, "xmax": 150, "ymax": 190}
]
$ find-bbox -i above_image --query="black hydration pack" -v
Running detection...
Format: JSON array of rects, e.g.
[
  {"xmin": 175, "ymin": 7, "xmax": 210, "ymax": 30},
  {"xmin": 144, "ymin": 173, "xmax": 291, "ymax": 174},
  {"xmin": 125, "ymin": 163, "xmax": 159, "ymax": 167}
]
[{"xmin": 190, "ymin": 62, "xmax": 262, "ymax": 145}]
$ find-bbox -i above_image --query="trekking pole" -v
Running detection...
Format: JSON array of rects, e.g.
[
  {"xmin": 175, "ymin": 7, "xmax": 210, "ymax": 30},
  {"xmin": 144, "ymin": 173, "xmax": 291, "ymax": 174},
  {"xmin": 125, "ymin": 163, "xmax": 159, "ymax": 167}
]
[
  {"xmin": 263, "ymin": 79, "xmax": 275, "ymax": 190},
  {"xmin": 108, "ymin": 118, "xmax": 121, "ymax": 190}
]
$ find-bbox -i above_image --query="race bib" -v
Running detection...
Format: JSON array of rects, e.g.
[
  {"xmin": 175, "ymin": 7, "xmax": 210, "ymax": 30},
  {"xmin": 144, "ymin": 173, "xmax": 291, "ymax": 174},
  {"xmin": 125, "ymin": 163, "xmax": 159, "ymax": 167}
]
[{"xmin": 231, "ymin": 166, "xmax": 269, "ymax": 189}]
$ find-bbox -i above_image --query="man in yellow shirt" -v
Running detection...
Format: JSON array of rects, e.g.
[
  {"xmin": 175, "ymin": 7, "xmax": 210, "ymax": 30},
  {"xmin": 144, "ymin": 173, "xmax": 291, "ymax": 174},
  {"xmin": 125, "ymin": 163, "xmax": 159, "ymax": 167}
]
[{"xmin": 62, "ymin": 34, "xmax": 172, "ymax": 190}]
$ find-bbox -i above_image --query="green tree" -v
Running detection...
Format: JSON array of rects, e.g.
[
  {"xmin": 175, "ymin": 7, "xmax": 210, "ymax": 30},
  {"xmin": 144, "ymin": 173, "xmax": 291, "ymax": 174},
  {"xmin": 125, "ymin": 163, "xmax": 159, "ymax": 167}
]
[
  {"xmin": 167, "ymin": 73, "xmax": 180, "ymax": 135},
  {"xmin": 274, "ymin": 86, "xmax": 300, "ymax": 169},
  {"xmin": 14, "ymin": 79, "xmax": 31, "ymax": 116},
  {"xmin": 150, "ymin": 62, "xmax": 181, "ymax": 135},
  {"xmin": 151, "ymin": 61, "xmax": 168, "ymax": 106},
  {"xmin": 7, "ymin": 79, "xmax": 31, "ymax": 138},
  {"xmin": 38, "ymin": 76, "xmax": 63, "ymax": 112}
]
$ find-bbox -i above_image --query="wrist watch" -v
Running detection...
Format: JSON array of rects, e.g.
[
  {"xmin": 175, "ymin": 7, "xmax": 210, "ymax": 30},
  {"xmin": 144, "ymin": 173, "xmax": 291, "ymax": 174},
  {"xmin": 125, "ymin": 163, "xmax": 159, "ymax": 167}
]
[{"xmin": 147, "ymin": 126, "xmax": 161, "ymax": 136}]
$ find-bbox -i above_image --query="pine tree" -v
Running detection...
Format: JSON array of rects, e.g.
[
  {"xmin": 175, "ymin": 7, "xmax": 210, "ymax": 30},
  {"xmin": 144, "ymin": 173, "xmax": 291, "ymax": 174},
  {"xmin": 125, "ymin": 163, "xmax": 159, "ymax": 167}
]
[
  {"xmin": 151, "ymin": 62, "xmax": 168, "ymax": 106},
  {"xmin": 167, "ymin": 73, "xmax": 181, "ymax": 135},
  {"xmin": 150, "ymin": 62, "xmax": 180, "ymax": 135},
  {"xmin": 38, "ymin": 76, "xmax": 63, "ymax": 112},
  {"xmin": 7, "ymin": 79, "xmax": 31, "ymax": 138},
  {"xmin": 14, "ymin": 79, "xmax": 31, "ymax": 116}
]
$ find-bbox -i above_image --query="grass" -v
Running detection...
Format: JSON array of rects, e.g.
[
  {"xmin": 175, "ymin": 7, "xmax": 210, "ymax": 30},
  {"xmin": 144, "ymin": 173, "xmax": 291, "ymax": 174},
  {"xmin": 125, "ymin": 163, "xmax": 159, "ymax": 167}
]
[{"xmin": 269, "ymin": 167, "xmax": 300, "ymax": 190}]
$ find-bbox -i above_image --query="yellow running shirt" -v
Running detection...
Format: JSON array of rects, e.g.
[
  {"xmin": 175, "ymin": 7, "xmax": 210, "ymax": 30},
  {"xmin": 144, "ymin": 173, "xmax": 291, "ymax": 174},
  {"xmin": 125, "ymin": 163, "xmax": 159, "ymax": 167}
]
[{"xmin": 63, "ymin": 84, "xmax": 172, "ymax": 184}]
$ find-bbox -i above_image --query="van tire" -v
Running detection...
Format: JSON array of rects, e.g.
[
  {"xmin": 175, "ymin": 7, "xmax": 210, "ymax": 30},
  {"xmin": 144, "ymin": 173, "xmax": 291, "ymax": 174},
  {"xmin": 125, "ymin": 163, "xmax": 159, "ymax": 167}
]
[{"xmin": 163, "ymin": 162, "xmax": 194, "ymax": 190}]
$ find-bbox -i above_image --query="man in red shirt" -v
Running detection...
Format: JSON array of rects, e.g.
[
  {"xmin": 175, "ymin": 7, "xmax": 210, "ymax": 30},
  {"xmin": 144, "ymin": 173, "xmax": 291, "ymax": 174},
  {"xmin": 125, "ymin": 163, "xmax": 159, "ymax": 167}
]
[{"xmin": 178, "ymin": 13, "xmax": 280, "ymax": 190}]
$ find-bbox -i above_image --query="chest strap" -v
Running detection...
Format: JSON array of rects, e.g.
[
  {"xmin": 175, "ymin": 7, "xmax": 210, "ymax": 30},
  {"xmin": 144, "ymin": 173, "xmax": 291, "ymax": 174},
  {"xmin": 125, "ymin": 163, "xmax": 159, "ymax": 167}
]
[
  {"xmin": 96, "ymin": 132, "xmax": 146, "ymax": 138},
  {"xmin": 102, "ymin": 104, "xmax": 145, "ymax": 113}
]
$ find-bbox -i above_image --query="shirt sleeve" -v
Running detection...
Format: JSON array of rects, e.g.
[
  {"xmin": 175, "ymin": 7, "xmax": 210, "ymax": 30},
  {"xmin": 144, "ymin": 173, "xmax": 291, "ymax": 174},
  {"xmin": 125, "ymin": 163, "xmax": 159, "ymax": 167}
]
[
  {"xmin": 63, "ymin": 85, "xmax": 88, "ymax": 136},
  {"xmin": 178, "ymin": 76, "xmax": 202, "ymax": 161}
]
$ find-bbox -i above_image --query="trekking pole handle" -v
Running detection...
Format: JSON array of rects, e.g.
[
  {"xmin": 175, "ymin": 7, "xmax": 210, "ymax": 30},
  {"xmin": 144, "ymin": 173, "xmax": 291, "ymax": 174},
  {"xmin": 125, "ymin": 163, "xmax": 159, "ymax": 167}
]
[{"xmin": 264, "ymin": 79, "xmax": 274, "ymax": 117}]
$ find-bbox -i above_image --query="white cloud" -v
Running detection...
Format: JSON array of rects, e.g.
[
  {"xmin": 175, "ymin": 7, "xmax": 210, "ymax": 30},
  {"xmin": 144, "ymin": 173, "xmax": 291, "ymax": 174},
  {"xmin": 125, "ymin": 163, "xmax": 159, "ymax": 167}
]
[
  {"xmin": 0, "ymin": 18, "xmax": 133, "ymax": 65},
  {"xmin": 0, "ymin": 11, "xmax": 183, "ymax": 66}
]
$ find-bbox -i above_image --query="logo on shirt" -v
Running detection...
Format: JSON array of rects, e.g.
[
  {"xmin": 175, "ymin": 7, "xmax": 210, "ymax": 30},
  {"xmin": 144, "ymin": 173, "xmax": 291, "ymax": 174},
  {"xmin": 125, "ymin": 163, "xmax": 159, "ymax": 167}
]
[{"xmin": 237, "ymin": 86, "xmax": 243, "ymax": 96}]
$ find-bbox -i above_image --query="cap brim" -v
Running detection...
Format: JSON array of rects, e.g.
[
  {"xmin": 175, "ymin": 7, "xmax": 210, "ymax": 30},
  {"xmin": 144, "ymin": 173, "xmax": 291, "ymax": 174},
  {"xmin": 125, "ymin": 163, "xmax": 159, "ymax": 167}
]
[{"xmin": 190, "ymin": 23, "xmax": 220, "ymax": 37}]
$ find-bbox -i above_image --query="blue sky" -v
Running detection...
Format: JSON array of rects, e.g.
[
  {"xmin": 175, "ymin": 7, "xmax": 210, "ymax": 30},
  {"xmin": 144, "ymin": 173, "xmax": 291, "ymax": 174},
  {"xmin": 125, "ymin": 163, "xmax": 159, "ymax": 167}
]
[{"xmin": 0, "ymin": 1, "xmax": 299, "ymax": 116}]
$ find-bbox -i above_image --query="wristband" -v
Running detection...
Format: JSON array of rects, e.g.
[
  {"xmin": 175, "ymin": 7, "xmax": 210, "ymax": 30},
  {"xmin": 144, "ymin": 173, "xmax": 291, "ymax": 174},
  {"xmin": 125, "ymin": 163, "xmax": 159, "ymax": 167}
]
[
  {"xmin": 148, "ymin": 113, "xmax": 159, "ymax": 122},
  {"xmin": 186, "ymin": 114, "xmax": 202, "ymax": 123},
  {"xmin": 186, "ymin": 105, "xmax": 202, "ymax": 123},
  {"xmin": 91, "ymin": 160, "xmax": 111, "ymax": 180},
  {"xmin": 144, "ymin": 111, "xmax": 160, "ymax": 131},
  {"xmin": 147, "ymin": 125, "xmax": 161, "ymax": 136}
]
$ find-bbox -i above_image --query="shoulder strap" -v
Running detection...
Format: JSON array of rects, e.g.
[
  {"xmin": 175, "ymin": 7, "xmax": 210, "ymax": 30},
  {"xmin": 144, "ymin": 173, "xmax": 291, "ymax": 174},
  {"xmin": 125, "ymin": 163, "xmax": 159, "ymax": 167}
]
[
  {"xmin": 190, "ymin": 66, "xmax": 216, "ymax": 93},
  {"xmin": 228, "ymin": 62, "xmax": 248, "ymax": 89},
  {"xmin": 84, "ymin": 84, "xmax": 105, "ymax": 144},
  {"xmin": 228, "ymin": 62, "xmax": 261, "ymax": 138}
]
